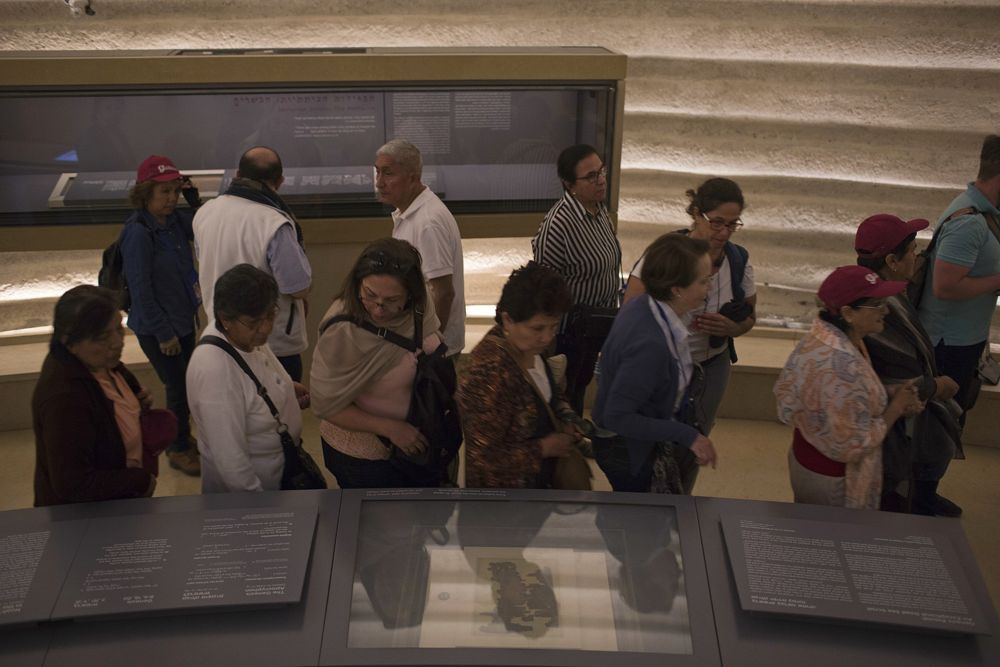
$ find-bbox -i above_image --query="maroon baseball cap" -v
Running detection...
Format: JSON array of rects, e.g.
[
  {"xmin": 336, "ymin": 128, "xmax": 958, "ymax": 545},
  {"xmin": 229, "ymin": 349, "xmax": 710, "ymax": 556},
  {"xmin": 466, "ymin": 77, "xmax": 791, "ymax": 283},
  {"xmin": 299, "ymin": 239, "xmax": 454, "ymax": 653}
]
[
  {"xmin": 854, "ymin": 213, "xmax": 928, "ymax": 258},
  {"xmin": 136, "ymin": 155, "xmax": 183, "ymax": 184},
  {"xmin": 817, "ymin": 265, "xmax": 906, "ymax": 312}
]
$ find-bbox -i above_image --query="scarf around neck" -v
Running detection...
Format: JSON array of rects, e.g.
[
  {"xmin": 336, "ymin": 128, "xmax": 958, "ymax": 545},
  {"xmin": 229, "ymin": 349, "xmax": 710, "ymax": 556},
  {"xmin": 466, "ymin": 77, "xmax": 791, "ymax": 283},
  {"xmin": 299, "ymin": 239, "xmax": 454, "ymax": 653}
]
[
  {"xmin": 225, "ymin": 177, "xmax": 304, "ymax": 245},
  {"xmin": 309, "ymin": 297, "xmax": 440, "ymax": 420}
]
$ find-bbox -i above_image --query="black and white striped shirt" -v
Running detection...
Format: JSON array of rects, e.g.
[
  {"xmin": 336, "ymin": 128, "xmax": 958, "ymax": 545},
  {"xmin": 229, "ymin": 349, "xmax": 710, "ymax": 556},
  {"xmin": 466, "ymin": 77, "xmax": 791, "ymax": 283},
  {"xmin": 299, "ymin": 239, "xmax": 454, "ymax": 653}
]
[{"xmin": 532, "ymin": 191, "xmax": 622, "ymax": 310}]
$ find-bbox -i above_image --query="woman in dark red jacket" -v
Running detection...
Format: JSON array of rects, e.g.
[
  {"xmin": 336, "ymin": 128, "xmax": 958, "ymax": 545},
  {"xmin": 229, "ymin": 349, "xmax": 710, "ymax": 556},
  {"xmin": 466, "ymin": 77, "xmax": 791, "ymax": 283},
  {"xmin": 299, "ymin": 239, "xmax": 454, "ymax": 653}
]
[{"xmin": 33, "ymin": 285, "xmax": 157, "ymax": 506}]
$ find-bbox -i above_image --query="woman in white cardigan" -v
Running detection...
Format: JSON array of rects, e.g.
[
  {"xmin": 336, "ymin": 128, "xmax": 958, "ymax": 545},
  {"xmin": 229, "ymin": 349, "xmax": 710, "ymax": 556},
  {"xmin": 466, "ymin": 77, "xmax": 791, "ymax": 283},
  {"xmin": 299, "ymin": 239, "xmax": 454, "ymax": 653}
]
[{"xmin": 187, "ymin": 264, "xmax": 309, "ymax": 493}]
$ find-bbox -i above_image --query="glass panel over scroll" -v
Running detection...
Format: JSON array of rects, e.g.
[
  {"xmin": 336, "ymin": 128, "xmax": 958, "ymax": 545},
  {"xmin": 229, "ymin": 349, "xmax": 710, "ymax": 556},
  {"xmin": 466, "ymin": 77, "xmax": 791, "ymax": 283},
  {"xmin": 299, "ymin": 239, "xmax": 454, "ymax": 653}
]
[{"xmin": 347, "ymin": 499, "xmax": 692, "ymax": 654}]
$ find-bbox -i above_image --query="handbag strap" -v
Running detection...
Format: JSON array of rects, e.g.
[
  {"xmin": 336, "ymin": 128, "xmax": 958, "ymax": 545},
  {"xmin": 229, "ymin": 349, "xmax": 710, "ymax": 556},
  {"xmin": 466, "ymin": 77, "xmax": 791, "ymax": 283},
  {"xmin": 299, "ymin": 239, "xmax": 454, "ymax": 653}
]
[
  {"xmin": 198, "ymin": 335, "xmax": 292, "ymax": 442},
  {"xmin": 319, "ymin": 314, "xmax": 419, "ymax": 352}
]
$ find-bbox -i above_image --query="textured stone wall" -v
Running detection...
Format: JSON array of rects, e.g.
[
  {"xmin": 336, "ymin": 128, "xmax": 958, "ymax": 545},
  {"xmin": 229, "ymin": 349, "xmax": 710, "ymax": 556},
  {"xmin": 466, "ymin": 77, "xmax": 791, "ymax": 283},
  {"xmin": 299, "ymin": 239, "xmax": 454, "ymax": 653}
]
[{"xmin": 1, "ymin": 0, "xmax": 998, "ymax": 336}]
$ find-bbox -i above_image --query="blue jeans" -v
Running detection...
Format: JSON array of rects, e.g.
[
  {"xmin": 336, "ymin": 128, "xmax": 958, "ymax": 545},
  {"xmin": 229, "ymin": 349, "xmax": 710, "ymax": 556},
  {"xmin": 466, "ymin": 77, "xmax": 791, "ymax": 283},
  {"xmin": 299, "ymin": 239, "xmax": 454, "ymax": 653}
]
[{"xmin": 136, "ymin": 331, "xmax": 195, "ymax": 453}]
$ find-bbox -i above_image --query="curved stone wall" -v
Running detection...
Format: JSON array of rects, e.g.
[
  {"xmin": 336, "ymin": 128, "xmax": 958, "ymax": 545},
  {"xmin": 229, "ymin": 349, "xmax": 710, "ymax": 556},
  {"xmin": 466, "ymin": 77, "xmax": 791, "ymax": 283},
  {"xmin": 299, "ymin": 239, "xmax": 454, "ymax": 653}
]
[{"xmin": 1, "ymin": 0, "xmax": 998, "ymax": 337}]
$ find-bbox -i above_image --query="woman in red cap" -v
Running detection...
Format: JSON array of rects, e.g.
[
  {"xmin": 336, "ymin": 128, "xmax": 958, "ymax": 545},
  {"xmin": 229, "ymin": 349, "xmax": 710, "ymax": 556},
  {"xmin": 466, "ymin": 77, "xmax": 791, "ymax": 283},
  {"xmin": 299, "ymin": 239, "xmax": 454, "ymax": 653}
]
[
  {"xmin": 855, "ymin": 214, "xmax": 963, "ymax": 516},
  {"xmin": 119, "ymin": 155, "xmax": 202, "ymax": 476},
  {"xmin": 774, "ymin": 265, "xmax": 924, "ymax": 510}
]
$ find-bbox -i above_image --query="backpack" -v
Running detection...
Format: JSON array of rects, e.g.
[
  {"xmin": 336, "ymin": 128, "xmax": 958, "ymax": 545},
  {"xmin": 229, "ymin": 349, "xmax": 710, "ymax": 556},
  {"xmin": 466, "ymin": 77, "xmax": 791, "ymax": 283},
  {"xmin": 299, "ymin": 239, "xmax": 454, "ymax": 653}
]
[
  {"xmin": 907, "ymin": 207, "xmax": 1000, "ymax": 309},
  {"xmin": 98, "ymin": 219, "xmax": 150, "ymax": 312},
  {"xmin": 320, "ymin": 312, "xmax": 462, "ymax": 486}
]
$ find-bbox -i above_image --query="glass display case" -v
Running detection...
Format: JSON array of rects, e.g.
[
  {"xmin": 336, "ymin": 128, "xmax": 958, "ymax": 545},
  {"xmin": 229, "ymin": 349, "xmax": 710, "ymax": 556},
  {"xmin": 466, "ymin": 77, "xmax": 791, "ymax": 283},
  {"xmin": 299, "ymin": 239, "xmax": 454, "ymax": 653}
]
[
  {"xmin": 0, "ymin": 48, "xmax": 623, "ymax": 230},
  {"xmin": 322, "ymin": 488, "xmax": 720, "ymax": 666}
]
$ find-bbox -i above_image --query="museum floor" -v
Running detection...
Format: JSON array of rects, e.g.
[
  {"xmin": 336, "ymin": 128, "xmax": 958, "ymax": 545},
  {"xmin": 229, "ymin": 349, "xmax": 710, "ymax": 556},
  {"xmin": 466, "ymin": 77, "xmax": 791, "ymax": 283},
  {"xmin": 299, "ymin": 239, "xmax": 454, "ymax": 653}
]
[{"xmin": 2, "ymin": 415, "xmax": 997, "ymax": 611}]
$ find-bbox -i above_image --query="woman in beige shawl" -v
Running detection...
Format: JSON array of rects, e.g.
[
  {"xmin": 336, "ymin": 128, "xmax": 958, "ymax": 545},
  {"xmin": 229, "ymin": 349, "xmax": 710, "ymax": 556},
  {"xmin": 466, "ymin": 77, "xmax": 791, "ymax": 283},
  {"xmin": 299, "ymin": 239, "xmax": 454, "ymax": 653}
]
[{"xmin": 310, "ymin": 238, "xmax": 442, "ymax": 488}]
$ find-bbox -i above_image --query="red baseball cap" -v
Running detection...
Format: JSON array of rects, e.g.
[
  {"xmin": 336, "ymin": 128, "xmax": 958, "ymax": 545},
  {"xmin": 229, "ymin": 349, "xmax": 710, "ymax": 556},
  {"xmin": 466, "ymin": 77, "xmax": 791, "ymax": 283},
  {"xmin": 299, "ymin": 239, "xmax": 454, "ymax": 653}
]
[
  {"xmin": 817, "ymin": 265, "xmax": 906, "ymax": 312},
  {"xmin": 854, "ymin": 213, "xmax": 928, "ymax": 258},
  {"xmin": 136, "ymin": 155, "xmax": 183, "ymax": 184}
]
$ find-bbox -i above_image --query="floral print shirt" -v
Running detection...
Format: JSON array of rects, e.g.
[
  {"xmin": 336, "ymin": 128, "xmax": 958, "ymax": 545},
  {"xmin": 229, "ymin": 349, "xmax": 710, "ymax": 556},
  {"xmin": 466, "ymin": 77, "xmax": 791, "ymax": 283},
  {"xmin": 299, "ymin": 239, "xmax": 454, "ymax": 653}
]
[{"xmin": 774, "ymin": 319, "xmax": 888, "ymax": 509}]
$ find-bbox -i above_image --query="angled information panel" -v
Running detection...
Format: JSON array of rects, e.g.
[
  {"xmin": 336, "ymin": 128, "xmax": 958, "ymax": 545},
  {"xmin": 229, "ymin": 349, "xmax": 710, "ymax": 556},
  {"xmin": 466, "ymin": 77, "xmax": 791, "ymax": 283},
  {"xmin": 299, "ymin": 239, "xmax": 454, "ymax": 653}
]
[
  {"xmin": 0, "ymin": 518, "xmax": 88, "ymax": 627},
  {"xmin": 50, "ymin": 506, "xmax": 317, "ymax": 620},
  {"xmin": 43, "ymin": 491, "xmax": 338, "ymax": 667},
  {"xmin": 721, "ymin": 514, "xmax": 989, "ymax": 634},
  {"xmin": 699, "ymin": 498, "xmax": 1000, "ymax": 667}
]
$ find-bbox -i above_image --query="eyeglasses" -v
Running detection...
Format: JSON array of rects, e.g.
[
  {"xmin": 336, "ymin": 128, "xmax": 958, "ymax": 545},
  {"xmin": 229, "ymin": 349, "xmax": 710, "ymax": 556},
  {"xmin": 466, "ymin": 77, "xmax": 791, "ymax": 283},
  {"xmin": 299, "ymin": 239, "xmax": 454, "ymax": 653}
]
[
  {"xmin": 235, "ymin": 306, "xmax": 278, "ymax": 331},
  {"xmin": 362, "ymin": 250, "xmax": 414, "ymax": 273},
  {"xmin": 359, "ymin": 286, "xmax": 407, "ymax": 311},
  {"xmin": 853, "ymin": 299, "xmax": 888, "ymax": 310},
  {"xmin": 574, "ymin": 166, "xmax": 607, "ymax": 185},
  {"xmin": 701, "ymin": 212, "xmax": 743, "ymax": 232}
]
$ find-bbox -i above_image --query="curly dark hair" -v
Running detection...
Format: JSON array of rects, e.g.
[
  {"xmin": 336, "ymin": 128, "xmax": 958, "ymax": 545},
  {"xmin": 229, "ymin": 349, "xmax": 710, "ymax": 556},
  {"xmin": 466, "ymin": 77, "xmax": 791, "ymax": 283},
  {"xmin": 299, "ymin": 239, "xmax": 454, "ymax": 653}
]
[
  {"xmin": 494, "ymin": 261, "xmax": 572, "ymax": 324},
  {"xmin": 213, "ymin": 264, "xmax": 279, "ymax": 323}
]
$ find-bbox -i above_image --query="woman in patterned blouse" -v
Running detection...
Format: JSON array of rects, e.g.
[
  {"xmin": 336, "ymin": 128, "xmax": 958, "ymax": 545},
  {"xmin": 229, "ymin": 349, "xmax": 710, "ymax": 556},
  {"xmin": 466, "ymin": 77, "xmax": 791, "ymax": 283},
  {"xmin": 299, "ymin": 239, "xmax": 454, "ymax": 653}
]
[
  {"xmin": 774, "ymin": 266, "xmax": 924, "ymax": 509},
  {"xmin": 458, "ymin": 262, "xmax": 582, "ymax": 488}
]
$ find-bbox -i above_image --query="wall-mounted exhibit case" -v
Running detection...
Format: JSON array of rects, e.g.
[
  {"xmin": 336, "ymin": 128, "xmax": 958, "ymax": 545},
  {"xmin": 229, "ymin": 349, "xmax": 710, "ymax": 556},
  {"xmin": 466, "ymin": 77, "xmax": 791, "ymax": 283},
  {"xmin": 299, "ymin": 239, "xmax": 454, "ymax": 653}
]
[
  {"xmin": 0, "ymin": 47, "xmax": 626, "ymax": 250},
  {"xmin": 1, "ymin": 489, "xmax": 997, "ymax": 667}
]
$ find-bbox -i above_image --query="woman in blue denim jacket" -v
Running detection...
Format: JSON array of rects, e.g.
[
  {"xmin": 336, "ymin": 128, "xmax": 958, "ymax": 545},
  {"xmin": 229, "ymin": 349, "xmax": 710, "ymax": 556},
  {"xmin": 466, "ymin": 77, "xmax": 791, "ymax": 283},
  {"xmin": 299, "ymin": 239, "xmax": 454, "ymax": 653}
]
[{"xmin": 120, "ymin": 155, "xmax": 202, "ymax": 475}]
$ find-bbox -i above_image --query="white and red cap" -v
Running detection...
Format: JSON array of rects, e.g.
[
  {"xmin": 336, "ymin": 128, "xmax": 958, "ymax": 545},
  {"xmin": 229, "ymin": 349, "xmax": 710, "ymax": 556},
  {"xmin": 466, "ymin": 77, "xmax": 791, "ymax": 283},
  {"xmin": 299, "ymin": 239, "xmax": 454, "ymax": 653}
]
[
  {"xmin": 136, "ymin": 155, "xmax": 183, "ymax": 184},
  {"xmin": 818, "ymin": 265, "xmax": 906, "ymax": 312}
]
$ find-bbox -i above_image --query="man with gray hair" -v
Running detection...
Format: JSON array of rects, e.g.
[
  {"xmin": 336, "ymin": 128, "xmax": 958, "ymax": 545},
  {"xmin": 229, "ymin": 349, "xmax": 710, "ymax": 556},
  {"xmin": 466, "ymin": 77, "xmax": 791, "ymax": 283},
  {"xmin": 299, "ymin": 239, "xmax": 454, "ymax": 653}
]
[{"xmin": 374, "ymin": 139, "xmax": 465, "ymax": 357}]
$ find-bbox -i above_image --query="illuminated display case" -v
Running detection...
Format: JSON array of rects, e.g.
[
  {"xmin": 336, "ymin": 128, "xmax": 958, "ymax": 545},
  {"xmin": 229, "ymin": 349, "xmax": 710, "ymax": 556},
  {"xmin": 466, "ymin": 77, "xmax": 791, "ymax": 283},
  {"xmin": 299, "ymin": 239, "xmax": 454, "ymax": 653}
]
[
  {"xmin": 322, "ymin": 488, "xmax": 720, "ymax": 666},
  {"xmin": 0, "ymin": 48, "xmax": 626, "ymax": 246}
]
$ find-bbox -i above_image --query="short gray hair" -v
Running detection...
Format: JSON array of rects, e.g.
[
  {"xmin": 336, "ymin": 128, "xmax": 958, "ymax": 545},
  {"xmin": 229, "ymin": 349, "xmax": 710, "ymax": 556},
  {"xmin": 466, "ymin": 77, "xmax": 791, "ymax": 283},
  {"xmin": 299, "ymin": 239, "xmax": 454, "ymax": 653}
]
[{"xmin": 376, "ymin": 139, "xmax": 422, "ymax": 178}]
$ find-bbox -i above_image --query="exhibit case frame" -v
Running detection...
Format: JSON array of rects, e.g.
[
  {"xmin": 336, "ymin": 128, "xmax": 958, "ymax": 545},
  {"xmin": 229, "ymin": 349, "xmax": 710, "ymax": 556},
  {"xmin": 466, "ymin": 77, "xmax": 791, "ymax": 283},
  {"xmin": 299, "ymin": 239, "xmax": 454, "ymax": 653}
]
[
  {"xmin": 321, "ymin": 488, "xmax": 721, "ymax": 667},
  {"xmin": 1, "ymin": 490, "xmax": 997, "ymax": 667},
  {"xmin": 0, "ymin": 47, "xmax": 627, "ymax": 251}
]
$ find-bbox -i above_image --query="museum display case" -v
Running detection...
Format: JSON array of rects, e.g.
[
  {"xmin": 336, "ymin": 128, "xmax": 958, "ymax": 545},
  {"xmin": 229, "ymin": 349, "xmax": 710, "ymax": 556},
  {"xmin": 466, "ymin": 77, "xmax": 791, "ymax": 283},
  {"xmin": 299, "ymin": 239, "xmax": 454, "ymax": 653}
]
[
  {"xmin": 1, "ymin": 489, "xmax": 997, "ymax": 667},
  {"xmin": 0, "ymin": 48, "xmax": 626, "ymax": 248},
  {"xmin": 322, "ymin": 488, "xmax": 719, "ymax": 666}
]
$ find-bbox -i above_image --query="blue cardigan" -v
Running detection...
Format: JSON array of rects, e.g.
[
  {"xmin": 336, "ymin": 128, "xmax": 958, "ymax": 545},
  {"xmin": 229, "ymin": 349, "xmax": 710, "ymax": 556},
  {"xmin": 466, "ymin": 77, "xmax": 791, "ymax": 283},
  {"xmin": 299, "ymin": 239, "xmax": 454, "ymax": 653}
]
[{"xmin": 593, "ymin": 294, "xmax": 700, "ymax": 475}]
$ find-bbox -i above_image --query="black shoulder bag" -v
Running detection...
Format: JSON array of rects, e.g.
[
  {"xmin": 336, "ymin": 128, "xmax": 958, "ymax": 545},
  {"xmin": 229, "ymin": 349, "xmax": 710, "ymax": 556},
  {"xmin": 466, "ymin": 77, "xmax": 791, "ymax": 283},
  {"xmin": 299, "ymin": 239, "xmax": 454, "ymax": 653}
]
[
  {"xmin": 320, "ymin": 312, "xmax": 462, "ymax": 486},
  {"xmin": 199, "ymin": 335, "xmax": 327, "ymax": 490}
]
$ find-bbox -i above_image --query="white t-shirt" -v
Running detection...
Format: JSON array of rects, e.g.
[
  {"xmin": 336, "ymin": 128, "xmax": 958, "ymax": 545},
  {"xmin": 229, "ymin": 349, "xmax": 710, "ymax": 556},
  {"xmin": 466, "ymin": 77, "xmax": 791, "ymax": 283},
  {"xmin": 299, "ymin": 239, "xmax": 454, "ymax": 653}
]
[
  {"xmin": 526, "ymin": 355, "xmax": 553, "ymax": 404},
  {"xmin": 187, "ymin": 322, "xmax": 303, "ymax": 493},
  {"xmin": 631, "ymin": 251, "xmax": 755, "ymax": 362},
  {"xmin": 392, "ymin": 187, "xmax": 466, "ymax": 355}
]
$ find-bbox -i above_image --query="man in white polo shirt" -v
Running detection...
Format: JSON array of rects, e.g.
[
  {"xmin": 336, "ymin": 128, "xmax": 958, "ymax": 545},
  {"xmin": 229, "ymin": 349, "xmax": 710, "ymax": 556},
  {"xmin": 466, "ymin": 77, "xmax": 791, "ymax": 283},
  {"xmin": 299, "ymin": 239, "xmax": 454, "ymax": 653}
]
[{"xmin": 374, "ymin": 139, "xmax": 465, "ymax": 357}]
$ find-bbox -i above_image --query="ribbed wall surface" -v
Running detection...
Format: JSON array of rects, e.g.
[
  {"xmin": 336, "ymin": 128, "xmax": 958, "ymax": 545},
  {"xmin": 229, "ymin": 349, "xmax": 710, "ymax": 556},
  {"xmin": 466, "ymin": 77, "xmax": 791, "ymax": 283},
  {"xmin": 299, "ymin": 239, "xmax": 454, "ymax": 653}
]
[{"xmin": 1, "ymin": 0, "xmax": 998, "ymax": 336}]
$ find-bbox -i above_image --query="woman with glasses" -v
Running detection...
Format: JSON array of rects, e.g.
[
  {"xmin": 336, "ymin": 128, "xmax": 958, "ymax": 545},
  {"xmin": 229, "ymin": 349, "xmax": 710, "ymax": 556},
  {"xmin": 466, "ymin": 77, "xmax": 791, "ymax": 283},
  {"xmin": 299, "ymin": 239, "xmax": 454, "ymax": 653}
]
[
  {"xmin": 774, "ymin": 266, "xmax": 924, "ymax": 510},
  {"xmin": 310, "ymin": 238, "xmax": 444, "ymax": 488},
  {"xmin": 532, "ymin": 144, "xmax": 622, "ymax": 415},
  {"xmin": 187, "ymin": 264, "xmax": 310, "ymax": 493},
  {"xmin": 622, "ymin": 177, "xmax": 755, "ymax": 492},
  {"xmin": 33, "ymin": 285, "xmax": 158, "ymax": 506}
]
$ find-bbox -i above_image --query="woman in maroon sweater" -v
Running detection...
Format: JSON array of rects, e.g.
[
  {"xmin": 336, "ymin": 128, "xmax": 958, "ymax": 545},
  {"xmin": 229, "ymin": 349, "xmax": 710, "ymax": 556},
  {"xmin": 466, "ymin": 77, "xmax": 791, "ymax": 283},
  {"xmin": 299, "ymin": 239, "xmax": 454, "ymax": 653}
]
[{"xmin": 32, "ymin": 285, "xmax": 157, "ymax": 506}]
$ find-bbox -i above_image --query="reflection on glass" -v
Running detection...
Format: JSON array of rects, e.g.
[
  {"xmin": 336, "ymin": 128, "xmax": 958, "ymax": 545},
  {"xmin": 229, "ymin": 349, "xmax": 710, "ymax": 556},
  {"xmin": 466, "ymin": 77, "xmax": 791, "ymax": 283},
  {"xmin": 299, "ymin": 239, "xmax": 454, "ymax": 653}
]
[
  {"xmin": 348, "ymin": 499, "xmax": 691, "ymax": 654},
  {"xmin": 0, "ymin": 86, "xmax": 611, "ymax": 224}
]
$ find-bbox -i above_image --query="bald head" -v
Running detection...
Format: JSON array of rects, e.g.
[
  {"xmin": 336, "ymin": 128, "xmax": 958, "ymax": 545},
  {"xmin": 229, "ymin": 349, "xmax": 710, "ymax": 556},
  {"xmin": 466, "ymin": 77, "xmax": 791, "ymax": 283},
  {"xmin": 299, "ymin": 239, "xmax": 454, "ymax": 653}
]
[{"xmin": 237, "ymin": 146, "xmax": 283, "ymax": 189}]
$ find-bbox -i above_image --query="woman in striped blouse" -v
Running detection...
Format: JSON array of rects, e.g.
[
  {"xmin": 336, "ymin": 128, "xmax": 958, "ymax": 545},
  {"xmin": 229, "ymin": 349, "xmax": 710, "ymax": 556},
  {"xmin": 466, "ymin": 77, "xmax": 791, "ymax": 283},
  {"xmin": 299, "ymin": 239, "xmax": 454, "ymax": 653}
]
[{"xmin": 531, "ymin": 144, "xmax": 623, "ymax": 414}]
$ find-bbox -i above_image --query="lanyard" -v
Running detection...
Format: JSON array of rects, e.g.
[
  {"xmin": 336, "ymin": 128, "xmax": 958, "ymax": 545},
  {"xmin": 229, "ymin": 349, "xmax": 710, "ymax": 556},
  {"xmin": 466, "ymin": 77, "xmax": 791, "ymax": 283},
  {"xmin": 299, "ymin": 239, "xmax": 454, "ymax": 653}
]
[{"xmin": 650, "ymin": 297, "xmax": 689, "ymax": 389}]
